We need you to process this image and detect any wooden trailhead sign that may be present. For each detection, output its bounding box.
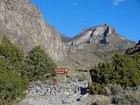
[54,68,68,84]
[54,68,68,74]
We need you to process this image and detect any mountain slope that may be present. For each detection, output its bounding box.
[60,33,71,43]
[62,24,135,70]
[125,40,140,55]
[0,0,66,61]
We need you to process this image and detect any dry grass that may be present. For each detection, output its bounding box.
[111,86,140,105]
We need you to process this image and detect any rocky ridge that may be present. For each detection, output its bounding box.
[125,40,140,55]
[60,24,135,70]
[0,0,66,61]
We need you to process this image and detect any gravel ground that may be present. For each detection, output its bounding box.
[18,81,97,105]
[19,94,96,105]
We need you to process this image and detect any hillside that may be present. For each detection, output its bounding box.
[59,24,135,70]
[60,33,71,43]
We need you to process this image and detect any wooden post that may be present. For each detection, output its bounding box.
[56,74,58,85]
[64,74,67,83]
[2,97,5,105]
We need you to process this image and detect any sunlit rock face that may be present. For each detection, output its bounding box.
[0,0,66,61]
[64,24,135,69]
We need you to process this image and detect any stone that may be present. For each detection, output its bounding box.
[26,82,87,96]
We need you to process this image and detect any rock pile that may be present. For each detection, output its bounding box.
[18,82,97,105]
[27,82,87,96]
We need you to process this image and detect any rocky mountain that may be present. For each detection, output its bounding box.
[0,0,136,70]
[60,33,71,43]
[0,0,66,61]
[125,40,140,55]
[59,24,135,70]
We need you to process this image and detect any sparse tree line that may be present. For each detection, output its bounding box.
[0,35,56,104]
[90,52,140,95]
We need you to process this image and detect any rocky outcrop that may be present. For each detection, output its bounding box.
[67,24,114,46]
[125,40,140,55]
[62,24,135,70]
[67,24,134,52]
[0,0,66,61]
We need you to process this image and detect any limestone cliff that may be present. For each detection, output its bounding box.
[0,0,65,61]
[61,24,135,70]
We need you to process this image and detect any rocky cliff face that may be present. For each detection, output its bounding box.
[0,0,65,61]
[61,24,135,70]
[125,40,140,55]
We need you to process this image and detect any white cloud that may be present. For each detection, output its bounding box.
[113,0,125,6]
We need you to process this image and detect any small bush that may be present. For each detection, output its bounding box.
[92,95,110,105]
[111,86,140,105]
[95,99,110,105]
[103,84,123,96]
[90,83,103,94]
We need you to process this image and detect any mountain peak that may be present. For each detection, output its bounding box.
[66,24,116,46]
[63,24,135,70]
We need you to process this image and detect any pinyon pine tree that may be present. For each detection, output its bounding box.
[0,35,29,104]
[23,46,56,81]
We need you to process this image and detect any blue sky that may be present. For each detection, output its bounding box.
[31,0,140,42]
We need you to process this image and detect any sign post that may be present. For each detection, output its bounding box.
[54,68,68,84]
